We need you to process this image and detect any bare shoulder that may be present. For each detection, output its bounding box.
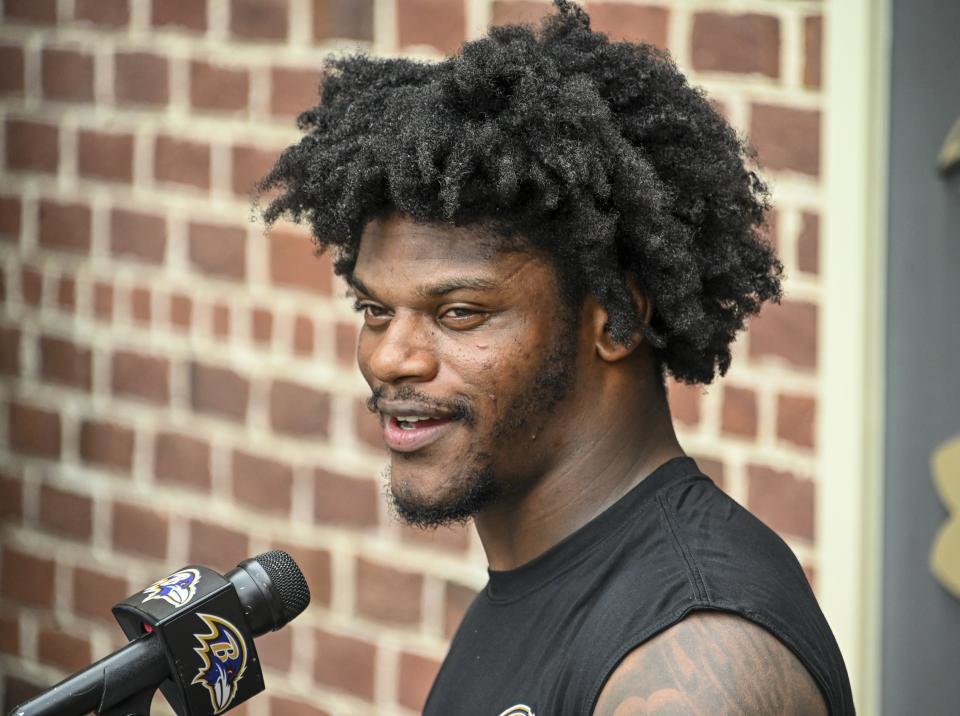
[593,611,828,716]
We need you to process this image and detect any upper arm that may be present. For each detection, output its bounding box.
[593,611,829,716]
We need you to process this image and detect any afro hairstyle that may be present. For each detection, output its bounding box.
[258,0,782,384]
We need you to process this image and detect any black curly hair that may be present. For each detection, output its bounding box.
[258,0,782,385]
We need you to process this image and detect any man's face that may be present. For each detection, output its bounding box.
[352,215,584,527]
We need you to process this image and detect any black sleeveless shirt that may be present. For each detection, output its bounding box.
[424,457,855,715]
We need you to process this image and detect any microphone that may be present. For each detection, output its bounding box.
[7,550,311,716]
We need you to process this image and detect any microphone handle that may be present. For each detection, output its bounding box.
[8,634,166,716]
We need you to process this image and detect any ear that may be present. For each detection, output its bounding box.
[592,278,653,363]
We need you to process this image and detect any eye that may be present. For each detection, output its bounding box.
[352,300,391,327]
[439,306,488,329]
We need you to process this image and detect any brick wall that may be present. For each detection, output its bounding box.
[0,1,825,714]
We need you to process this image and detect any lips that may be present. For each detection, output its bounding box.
[382,415,456,452]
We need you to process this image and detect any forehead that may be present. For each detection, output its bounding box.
[353,215,544,287]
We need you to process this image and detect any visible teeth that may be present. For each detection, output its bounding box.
[397,416,429,422]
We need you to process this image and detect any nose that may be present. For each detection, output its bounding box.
[365,311,440,385]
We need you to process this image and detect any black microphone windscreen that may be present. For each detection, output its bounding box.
[252,549,310,625]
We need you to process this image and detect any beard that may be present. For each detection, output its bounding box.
[381,316,580,529]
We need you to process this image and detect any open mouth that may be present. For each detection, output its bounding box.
[383,415,457,452]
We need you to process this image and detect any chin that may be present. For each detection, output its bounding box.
[385,460,497,528]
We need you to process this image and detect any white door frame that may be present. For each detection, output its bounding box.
[819,0,891,712]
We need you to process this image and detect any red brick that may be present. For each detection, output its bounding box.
[111,350,170,404]
[57,275,76,312]
[314,629,376,700]
[293,314,314,355]
[38,200,91,254]
[355,557,422,625]
[38,484,92,540]
[748,299,817,370]
[692,13,780,78]
[8,402,60,459]
[75,0,129,27]
[73,566,128,622]
[667,378,701,427]
[151,0,206,31]
[115,52,169,105]
[154,431,211,491]
[93,282,113,319]
[5,120,58,173]
[750,104,820,177]
[4,0,56,24]
[232,451,292,513]
[0,548,55,607]
[40,335,92,390]
[313,0,373,41]
[230,0,288,40]
[269,226,331,293]
[232,143,282,198]
[270,68,321,119]
[270,542,332,607]
[314,470,378,527]
[334,322,357,365]
[354,398,382,450]
[0,195,21,239]
[491,1,551,27]
[721,385,757,438]
[0,45,24,94]
[128,286,150,322]
[777,393,816,449]
[188,520,250,571]
[170,293,192,329]
[78,129,133,182]
[250,308,272,344]
[190,362,248,422]
[270,380,329,437]
[804,15,822,89]
[254,625,291,671]
[747,465,814,541]
[444,580,475,639]
[42,48,95,102]
[397,652,441,712]
[797,211,819,275]
[38,629,91,672]
[188,222,246,280]
[110,209,166,264]
[154,135,210,189]
[397,0,465,54]
[80,419,134,472]
[212,303,231,338]
[112,502,168,558]
[0,470,24,521]
[0,326,20,376]
[190,61,249,112]
[21,267,42,306]
[268,695,329,716]
[0,614,18,655]
[587,2,668,47]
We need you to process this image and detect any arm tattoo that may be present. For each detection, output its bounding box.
[593,611,828,715]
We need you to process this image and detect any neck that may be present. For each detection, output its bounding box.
[474,371,685,571]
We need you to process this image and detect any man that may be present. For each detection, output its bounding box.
[260,1,855,713]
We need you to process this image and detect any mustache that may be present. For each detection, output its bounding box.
[367,385,475,425]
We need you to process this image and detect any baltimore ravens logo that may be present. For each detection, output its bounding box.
[142,568,201,608]
[191,613,248,714]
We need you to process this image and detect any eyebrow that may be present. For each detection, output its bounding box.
[347,275,499,298]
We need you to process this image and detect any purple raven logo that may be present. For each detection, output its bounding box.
[142,568,201,608]
[191,613,248,714]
